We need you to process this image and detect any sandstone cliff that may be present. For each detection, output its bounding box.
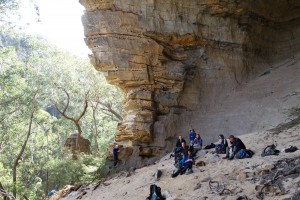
[79,0,300,169]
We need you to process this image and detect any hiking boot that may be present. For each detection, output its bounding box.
[222,156,229,159]
[185,169,193,175]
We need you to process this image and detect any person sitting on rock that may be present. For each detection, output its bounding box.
[172,149,195,177]
[215,134,228,154]
[171,135,187,159]
[175,135,186,148]
[193,134,203,151]
[223,135,246,160]
[174,141,189,169]
[189,129,197,146]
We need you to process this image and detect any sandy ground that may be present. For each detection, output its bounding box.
[61,125,300,200]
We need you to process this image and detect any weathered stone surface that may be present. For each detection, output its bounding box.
[80,0,300,169]
[64,133,91,154]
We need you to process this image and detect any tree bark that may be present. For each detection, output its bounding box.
[91,102,99,155]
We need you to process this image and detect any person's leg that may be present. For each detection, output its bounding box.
[223,147,230,159]
[113,154,118,166]
[180,165,188,175]
[172,168,182,177]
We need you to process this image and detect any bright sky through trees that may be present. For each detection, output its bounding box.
[19,0,90,56]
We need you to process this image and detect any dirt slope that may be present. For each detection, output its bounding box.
[62,124,300,200]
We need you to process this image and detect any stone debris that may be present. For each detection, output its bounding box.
[153,169,162,181]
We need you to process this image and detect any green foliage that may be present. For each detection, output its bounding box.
[46,153,105,187]
[0,26,122,198]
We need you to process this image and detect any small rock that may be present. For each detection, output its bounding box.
[194,182,201,190]
[195,150,207,158]
[201,176,212,182]
[256,164,274,175]
[162,190,174,200]
[196,160,206,167]
[103,182,111,186]
[237,171,248,182]
[209,154,220,163]
[261,164,274,171]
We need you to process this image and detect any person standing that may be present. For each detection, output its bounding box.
[113,144,120,166]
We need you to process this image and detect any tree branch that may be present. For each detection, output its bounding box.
[0,181,15,200]
[97,99,122,122]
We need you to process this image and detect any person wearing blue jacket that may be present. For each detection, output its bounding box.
[172,149,194,177]
[189,129,197,145]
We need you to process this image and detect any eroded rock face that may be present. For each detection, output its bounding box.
[80,0,300,169]
[64,133,91,154]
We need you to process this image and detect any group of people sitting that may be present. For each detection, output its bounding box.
[171,131,249,178]
[171,129,203,178]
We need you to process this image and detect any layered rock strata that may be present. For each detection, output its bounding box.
[80,0,300,169]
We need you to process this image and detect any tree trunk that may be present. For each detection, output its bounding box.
[92,104,99,155]
[75,121,82,151]
[12,90,38,198]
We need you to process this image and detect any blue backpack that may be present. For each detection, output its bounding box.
[236,149,247,159]
[215,144,226,154]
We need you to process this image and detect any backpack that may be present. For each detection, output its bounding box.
[245,149,255,158]
[235,149,247,159]
[215,144,226,154]
[204,143,216,150]
[261,144,280,157]
[284,146,298,153]
[146,184,165,200]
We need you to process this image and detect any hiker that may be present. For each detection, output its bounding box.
[189,129,197,145]
[172,149,195,177]
[219,134,228,147]
[175,135,186,148]
[47,187,58,197]
[215,134,228,154]
[193,134,203,151]
[180,141,189,157]
[113,144,120,166]
[173,141,190,169]
[223,135,246,160]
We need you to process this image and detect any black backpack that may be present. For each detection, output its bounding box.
[204,143,216,150]
[146,184,165,200]
[261,144,280,157]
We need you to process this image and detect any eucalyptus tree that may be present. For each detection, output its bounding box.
[0,26,123,198]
